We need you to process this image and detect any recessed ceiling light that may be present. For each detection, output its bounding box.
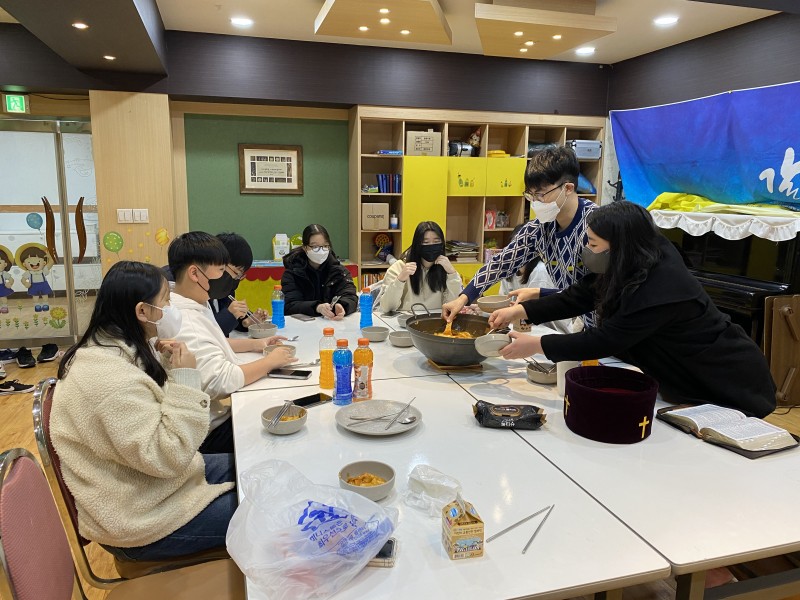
[653,15,679,27]
[520,48,528,53]
[72,22,89,30]
[380,18,390,24]
[103,55,116,61]
[379,8,390,14]
[359,26,369,31]
[514,31,523,37]
[230,17,253,28]
[400,29,410,35]
[525,41,534,46]
[552,34,562,40]
[575,46,595,56]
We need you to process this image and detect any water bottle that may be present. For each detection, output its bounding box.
[319,327,336,389]
[353,338,373,401]
[271,285,285,329]
[359,287,373,329]
[332,339,353,405]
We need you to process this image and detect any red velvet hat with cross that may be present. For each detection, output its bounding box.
[563,366,658,444]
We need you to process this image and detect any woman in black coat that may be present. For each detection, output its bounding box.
[281,224,357,320]
[489,201,776,418]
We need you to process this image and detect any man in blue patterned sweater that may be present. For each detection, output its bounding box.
[442,145,598,328]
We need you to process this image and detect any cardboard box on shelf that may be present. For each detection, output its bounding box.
[442,495,484,560]
[272,234,290,260]
[362,203,390,230]
[407,130,442,156]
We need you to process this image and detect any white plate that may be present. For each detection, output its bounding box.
[335,399,422,436]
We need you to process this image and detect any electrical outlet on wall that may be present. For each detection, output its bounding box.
[133,209,150,223]
[117,209,133,223]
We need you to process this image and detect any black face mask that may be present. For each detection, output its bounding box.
[420,243,443,263]
[198,268,234,300]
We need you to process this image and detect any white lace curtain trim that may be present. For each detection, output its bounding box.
[651,210,800,242]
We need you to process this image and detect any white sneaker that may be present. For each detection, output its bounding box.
[0,363,6,379]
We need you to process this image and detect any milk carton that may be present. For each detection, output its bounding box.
[272,234,290,260]
[441,494,484,560]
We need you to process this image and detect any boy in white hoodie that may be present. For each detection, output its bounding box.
[169,232,295,452]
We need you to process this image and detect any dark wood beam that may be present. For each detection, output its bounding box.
[689,0,800,15]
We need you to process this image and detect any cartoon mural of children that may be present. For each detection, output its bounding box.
[0,245,14,314]
[16,243,53,312]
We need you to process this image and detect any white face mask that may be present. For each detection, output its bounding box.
[306,248,330,265]
[145,303,183,339]
[532,186,566,223]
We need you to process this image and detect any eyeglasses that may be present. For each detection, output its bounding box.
[307,245,331,253]
[225,265,246,280]
[523,183,564,203]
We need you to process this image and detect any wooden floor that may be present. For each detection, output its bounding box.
[2,349,800,600]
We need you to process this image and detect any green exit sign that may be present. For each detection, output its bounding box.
[3,94,29,114]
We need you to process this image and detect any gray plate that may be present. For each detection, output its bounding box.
[335,399,423,436]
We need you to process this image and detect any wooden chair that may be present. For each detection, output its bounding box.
[0,447,244,600]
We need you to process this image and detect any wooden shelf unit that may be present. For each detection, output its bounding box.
[349,106,605,288]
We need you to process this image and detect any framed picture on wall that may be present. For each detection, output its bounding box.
[238,144,304,195]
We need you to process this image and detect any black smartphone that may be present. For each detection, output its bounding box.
[291,392,332,408]
[291,314,315,322]
[368,538,396,568]
[268,369,312,380]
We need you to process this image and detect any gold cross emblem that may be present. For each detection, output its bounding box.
[564,395,570,416]
[639,416,650,439]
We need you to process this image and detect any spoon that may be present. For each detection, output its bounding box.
[286,336,299,342]
[349,415,417,426]
[293,358,321,368]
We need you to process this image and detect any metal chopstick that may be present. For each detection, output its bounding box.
[269,400,293,428]
[521,505,554,554]
[228,295,262,324]
[384,397,416,430]
[486,505,552,543]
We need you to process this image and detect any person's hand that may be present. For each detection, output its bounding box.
[265,335,287,346]
[227,299,249,320]
[332,303,346,320]
[242,308,268,328]
[442,295,468,322]
[316,303,335,319]
[264,346,297,370]
[498,331,543,360]
[488,304,525,329]
[397,261,417,282]
[157,340,197,369]
[508,288,540,304]
[435,255,457,274]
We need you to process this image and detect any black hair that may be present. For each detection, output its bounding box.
[58,261,169,386]
[503,224,541,285]
[402,221,448,295]
[168,231,229,281]
[586,202,662,320]
[0,248,12,271]
[524,145,579,191]
[20,246,48,264]
[217,232,253,271]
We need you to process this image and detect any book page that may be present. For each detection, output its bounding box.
[666,404,746,431]
[702,418,797,452]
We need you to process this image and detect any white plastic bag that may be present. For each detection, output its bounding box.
[402,464,461,517]
[227,460,397,600]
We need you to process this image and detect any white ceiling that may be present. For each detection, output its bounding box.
[1,1,776,64]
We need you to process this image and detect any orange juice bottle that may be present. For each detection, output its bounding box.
[353,337,373,401]
[319,327,336,389]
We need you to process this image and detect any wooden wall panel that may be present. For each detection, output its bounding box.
[89,91,175,273]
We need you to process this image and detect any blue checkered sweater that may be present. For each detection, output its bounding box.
[463,197,597,328]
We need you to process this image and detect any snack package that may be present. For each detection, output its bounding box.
[472,400,546,430]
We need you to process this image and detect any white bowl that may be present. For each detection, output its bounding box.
[474,332,511,357]
[261,406,307,435]
[397,314,411,329]
[249,322,278,339]
[263,344,297,357]
[338,460,395,502]
[527,363,557,384]
[476,295,511,313]
[362,326,390,342]
[388,331,413,347]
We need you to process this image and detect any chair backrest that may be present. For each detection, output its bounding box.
[33,378,122,589]
[0,448,79,600]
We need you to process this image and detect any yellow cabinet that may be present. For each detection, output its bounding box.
[447,157,486,196]
[453,263,500,296]
[485,158,526,196]
[402,156,448,249]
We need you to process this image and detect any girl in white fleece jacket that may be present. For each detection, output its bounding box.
[51,261,236,561]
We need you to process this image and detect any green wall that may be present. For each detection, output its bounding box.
[184,114,349,259]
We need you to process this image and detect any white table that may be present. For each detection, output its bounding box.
[231,376,670,600]
[451,363,800,599]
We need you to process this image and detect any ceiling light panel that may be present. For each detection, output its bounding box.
[315,0,451,45]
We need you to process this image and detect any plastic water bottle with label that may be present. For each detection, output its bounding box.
[319,327,336,389]
[353,337,373,401]
[271,285,285,329]
[332,339,353,405]
[359,287,373,329]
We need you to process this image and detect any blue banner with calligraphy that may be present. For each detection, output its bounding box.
[610,81,800,208]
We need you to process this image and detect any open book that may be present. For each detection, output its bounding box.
[657,404,799,458]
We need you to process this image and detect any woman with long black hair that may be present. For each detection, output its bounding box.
[377,221,462,313]
[489,202,776,417]
[51,261,236,561]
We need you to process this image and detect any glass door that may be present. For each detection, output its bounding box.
[0,118,98,346]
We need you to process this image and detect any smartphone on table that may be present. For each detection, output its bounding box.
[291,314,315,322]
[291,392,332,408]
[368,538,397,568]
[268,369,312,380]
